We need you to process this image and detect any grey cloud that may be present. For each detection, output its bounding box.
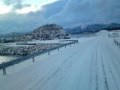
[41,0,68,18]
[13,3,31,9]
[2,0,18,5]
[2,0,31,9]
[46,0,120,27]
[0,0,120,34]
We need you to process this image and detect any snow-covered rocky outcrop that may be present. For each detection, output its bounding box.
[0,44,56,55]
[15,24,65,41]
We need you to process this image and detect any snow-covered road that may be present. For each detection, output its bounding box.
[0,30,120,90]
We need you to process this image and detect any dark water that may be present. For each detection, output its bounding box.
[0,55,19,64]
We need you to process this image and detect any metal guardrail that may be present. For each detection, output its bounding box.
[0,40,78,75]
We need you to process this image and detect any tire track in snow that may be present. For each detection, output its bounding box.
[105,43,120,77]
[109,58,120,76]
[89,47,98,90]
[30,39,97,90]
[101,56,109,90]
[96,33,110,90]
[93,40,100,90]
[55,38,99,90]
[89,51,94,90]
[29,48,81,90]
[98,34,120,90]
[95,50,99,90]
[86,37,101,90]
[106,60,119,90]
[103,46,120,90]
[87,38,99,90]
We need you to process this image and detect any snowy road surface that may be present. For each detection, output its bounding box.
[0,30,120,90]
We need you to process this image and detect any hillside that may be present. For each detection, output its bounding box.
[33,24,65,40]
[14,24,65,41]
[66,23,120,34]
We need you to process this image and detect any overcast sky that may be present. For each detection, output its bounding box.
[0,0,120,34]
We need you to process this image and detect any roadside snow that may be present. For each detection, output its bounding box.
[28,39,66,44]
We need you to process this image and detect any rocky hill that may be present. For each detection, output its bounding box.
[15,24,65,41]
[33,24,65,40]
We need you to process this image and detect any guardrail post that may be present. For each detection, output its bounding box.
[58,48,59,51]
[2,62,6,75]
[114,39,115,45]
[114,39,120,48]
[74,42,75,45]
[65,45,66,48]
[77,41,78,44]
[32,56,35,62]
[48,51,50,55]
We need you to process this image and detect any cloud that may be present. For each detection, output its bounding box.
[41,0,68,18]
[2,0,18,5]
[45,0,120,27]
[0,0,120,34]
[2,0,31,9]
[0,0,67,34]
[13,4,31,10]
[0,12,44,34]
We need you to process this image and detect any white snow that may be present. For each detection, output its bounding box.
[0,56,18,64]
[0,39,72,47]
[0,30,120,90]
[28,39,69,44]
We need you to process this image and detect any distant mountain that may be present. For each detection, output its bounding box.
[66,23,120,34]
[65,26,83,34]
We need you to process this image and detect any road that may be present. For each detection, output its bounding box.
[0,30,120,90]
